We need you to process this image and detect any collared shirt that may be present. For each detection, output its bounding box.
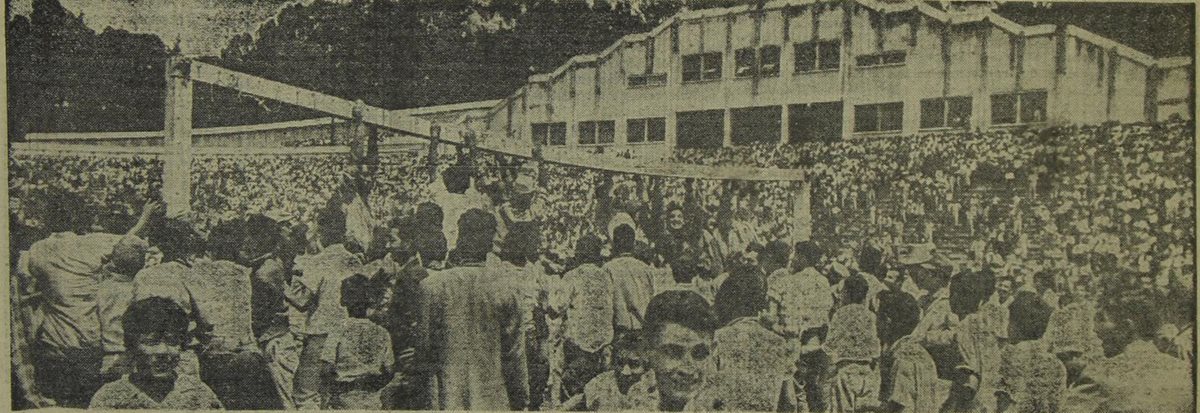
[884,335,947,413]
[185,259,256,352]
[24,232,124,355]
[320,317,394,383]
[766,267,833,337]
[604,255,661,332]
[561,263,616,353]
[419,261,528,411]
[288,244,363,336]
[913,288,957,347]
[87,374,223,410]
[709,317,795,412]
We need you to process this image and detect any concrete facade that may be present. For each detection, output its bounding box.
[471,0,1193,160]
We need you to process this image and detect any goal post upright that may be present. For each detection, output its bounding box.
[163,53,194,218]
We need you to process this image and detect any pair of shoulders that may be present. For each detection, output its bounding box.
[91,375,222,410]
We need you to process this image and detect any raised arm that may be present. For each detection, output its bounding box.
[125,200,162,237]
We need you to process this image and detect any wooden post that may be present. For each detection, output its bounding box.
[792,180,812,244]
[163,54,193,218]
[427,125,441,183]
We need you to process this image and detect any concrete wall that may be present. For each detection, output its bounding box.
[475,0,1191,159]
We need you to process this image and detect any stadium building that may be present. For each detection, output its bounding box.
[460,0,1193,160]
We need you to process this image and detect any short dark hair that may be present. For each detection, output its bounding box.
[151,218,205,263]
[442,166,472,194]
[793,241,824,270]
[499,221,541,266]
[644,290,718,343]
[1008,291,1053,342]
[876,290,921,346]
[317,204,347,247]
[842,274,869,305]
[341,273,382,316]
[454,209,496,262]
[950,270,993,317]
[714,264,767,325]
[612,224,636,256]
[123,297,190,351]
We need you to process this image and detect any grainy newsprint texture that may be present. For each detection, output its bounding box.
[5,0,1196,411]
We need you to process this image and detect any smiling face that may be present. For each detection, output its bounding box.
[646,322,712,409]
[131,331,183,382]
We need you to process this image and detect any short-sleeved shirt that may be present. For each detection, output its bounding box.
[88,374,223,410]
[604,255,660,331]
[886,336,946,413]
[561,263,615,353]
[25,232,124,355]
[767,267,833,337]
[185,259,256,352]
[291,244,363,336]
[320,318,394,383]
[710,318,795,412]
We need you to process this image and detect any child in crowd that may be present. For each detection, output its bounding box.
[320,274,395,409]
[88,297,223,410]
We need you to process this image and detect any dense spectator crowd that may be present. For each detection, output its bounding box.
[7,121,1195,411]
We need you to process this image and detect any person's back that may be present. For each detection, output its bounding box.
[1080,340,1191,413]
[186,259,255,351]
[26,231,124,355]
[561,262,616,356]
[291,243,362,336]
[323,275,395,411]
[708,318,795,412]
[605,226,659,332]
[420,263,526,410]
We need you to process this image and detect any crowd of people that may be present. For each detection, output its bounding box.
[7,120,1195,411]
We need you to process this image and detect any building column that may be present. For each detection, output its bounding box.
[723,108,733,147]
[163,54,193,218]
[780,104,791,146]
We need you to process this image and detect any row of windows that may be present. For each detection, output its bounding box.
[533,118,666,146]
[533,91,1047,146]
[638,40,908,85]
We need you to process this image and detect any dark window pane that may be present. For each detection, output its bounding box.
[677,109,725,148]
[819,41,841,70]
[628,74,647,87]
[683,54,702,82]
[735,48,756,78]
[550,123,567,146]
[947,97,972,128]
[795,43,816,72]
[1020,91,1047,123]
[648,118,666,142]
[760,45,781,77]
[647,73,668,86]
[991,94,1018,124]
[855,104,879,132]
[703,52,723,80]
[732,106,782,146]
[579,121,596,145]
[883,51,907,65]
[921,98,945,129]
[598,121,615,144]
[880,102,903,131]
[627,118,646,143]
[856,54,880,67]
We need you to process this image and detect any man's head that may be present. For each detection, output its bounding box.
[842,273,869,306]
[995,276,1014,303]
[442,165,472,195]
[713,264,767,325]
[1008,291,1052,342]
[642,290,717,410]
[386,217,418,264]
[123,297,189,382]
[950,270,994,318]
[666,206,686,232]
[570,233,605,267]
[876,289,921,347]
[499,221,541,266]
[792,240,824,271]
[341,273,384,318]
[612,224,636,256]
[239,214,282,265]
[108,235,149,278]
[611,333,647,394]
[150,218,205,264]
[454,209,496,263]
[317,203,347,248]
[756,240,791,275]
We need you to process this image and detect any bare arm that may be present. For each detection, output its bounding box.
[125,200,162,237]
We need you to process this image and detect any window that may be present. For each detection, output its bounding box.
[856,50,907,68]
[683,52,722,82]
[789,102,843,144]
[991,91,1048,125]
[795,40,841,72]
[579,120,615,145]
[732,106,782,145]
[920,97,973,129]
[532,122,567,146]
[676,109,725,148]
[627,117,666,143]
[628,73,668,88]
[854,102,903,133]
[735,45,781,78]
[734,45,782,78]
